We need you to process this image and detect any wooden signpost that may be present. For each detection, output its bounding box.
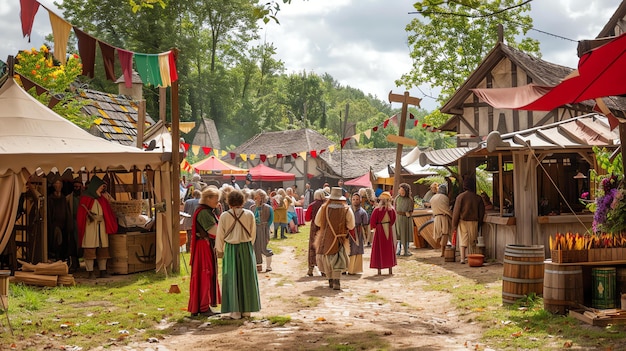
[388,91,421,195]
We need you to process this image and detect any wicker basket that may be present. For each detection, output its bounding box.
[110,200,143,217]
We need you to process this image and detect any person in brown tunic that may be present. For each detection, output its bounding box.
[314,187,355,290]
[451,176,485,264]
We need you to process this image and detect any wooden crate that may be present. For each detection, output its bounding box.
[551,249,588,263]
[588,248,626,262]
[109,232,156,274]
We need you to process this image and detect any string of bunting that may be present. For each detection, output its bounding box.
[180,112,450,163]
[19,0,178,88]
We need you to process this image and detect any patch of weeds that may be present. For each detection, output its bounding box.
[296,296,320,308]
[361,293,388,304]
[323,332,389,351]
[267,315,291,326]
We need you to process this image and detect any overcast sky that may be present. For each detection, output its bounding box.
[0,0,621,111]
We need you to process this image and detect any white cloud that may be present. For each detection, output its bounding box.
[0,0,621,111]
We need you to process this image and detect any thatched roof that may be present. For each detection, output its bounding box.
[80,88,156,146]
[229,129,334,160]
[319,148,411,179]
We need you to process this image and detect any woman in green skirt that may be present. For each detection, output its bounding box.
[215,189,260,319]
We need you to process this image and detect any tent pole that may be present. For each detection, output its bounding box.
[170,49,181,274]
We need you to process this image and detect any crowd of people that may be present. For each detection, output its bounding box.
[179,173,486,320]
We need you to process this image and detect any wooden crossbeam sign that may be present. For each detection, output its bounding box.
[388,91,421,195]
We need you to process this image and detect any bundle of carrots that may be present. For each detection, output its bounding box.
[550,232,626,250]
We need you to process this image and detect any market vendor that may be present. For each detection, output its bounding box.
[77,175,118,279]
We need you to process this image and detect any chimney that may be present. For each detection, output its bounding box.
[115,71,144,100]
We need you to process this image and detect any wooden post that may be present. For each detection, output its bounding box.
[170,49,181,274]
[388,91,421,195]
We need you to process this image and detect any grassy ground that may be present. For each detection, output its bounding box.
[1,224,626,350]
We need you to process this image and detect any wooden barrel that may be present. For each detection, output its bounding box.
[543,263,583,314]
[444,246,455,262]
[592,267,616,309]
[502,244,545,305]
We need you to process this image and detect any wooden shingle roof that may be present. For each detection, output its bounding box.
[319,148,410,179]
[229,129,334,159]
[184,117,221,149]
[80,89,156,145]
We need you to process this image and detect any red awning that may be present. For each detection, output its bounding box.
[191,156,248,175]
[229,163,295,182]
[472,33,626,129]
[344,172,372,188]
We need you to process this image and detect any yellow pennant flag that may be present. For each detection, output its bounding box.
[352,134,361,143]
[249,154,256,160]
[240,154,248,162]
[299,151,307,161]
[363,129,372,139]
[329,145,335,153]
[213,149,220,157]
[220,150,227,157]
[191,145,200,156]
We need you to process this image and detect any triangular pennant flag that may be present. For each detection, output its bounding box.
[240,154,248,162]
[220,150,227,157]
[213,149,220,157]
[373,126,378,132]
[277,154,283,159]
[191,145,200,156]
[409,113,415,119]
[291,153,298,159]
[340,138,350,148]
[310,150,318,158]
[202,146,212,155]
[299,151,307,161]
[352,134,361,143]
[389,114,398,126]
[182,143,190,151]
[414,120,419,127]
[319,149,326,155]
[260,154,267,162]
[20,0,40,41]
[328,145,335,153]
[363,129,372,139]
[249,154,256,160]
[229,152,236,159]
[383,119,390,128]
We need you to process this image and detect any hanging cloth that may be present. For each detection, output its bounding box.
[135,53,162,87]
[48,11,72,65]
[20,0,40,41]
[117,49,134,88]
[158,51,171,87]
[98,41,116,81]
[73,27,97,78]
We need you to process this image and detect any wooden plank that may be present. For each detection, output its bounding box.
[569,309,626,326]
[386,134,417,146]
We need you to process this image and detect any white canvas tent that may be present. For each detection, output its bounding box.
[373,147,438,180]
[0,78,173,271]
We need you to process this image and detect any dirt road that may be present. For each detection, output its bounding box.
[116,243,503,351]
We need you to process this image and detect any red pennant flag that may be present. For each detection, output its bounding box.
[373,126,378,132]
[310,150,318,158]
[291,153,298,159]
[422,123,428,128]
[340,138,350,148]
[409,113,415,119]
[229,152,236,159]
[277,154,283,159]
[383,119,390,128]
[202,147,212,155]
[182,143,190,151]
[260,154,267,162]
[414,120,419,127]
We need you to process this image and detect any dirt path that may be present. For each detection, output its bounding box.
[115,243,503,351]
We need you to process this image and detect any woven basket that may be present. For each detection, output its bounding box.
[110,200,143,217]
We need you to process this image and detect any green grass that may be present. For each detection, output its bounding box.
[267,315,291,326]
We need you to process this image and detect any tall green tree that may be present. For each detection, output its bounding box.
[399,0,540,106]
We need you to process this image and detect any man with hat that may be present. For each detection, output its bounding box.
[314,187,355,290]
[451,176,485,264]
[77,175,118,279]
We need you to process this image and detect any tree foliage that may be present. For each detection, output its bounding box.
[14,45,93,129]
[399,0,540,106]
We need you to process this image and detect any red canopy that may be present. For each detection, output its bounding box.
[191,156,248,175]
[472,33,626,129]
[230,163,295,181]
[344,172,372,188]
